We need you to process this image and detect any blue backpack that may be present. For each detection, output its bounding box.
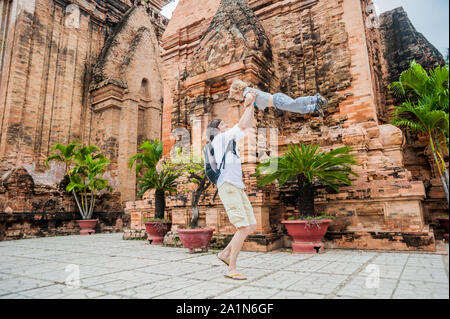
[203,139,237,185]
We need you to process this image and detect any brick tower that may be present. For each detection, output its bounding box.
[147,0,446,251]
[0,0,170,218]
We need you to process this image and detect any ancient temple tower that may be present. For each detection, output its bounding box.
[155,0,446,251]
[0,0,169,214]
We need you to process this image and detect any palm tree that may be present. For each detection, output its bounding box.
[128,140,163,174]
[391,99,449,203]
[129,139,179,220]
[45,141,81,173]
[45,141,84,215]
[255,144,359,219]
[136,167,179,219]
[45,142,112,220]
[66,147,113,219]
[389,61,449,204]
[388,60,449,112]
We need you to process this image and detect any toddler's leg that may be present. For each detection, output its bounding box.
[273,93,317,114]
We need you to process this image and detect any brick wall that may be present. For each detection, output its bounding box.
[155,0,442,251]
[0,0,166,239]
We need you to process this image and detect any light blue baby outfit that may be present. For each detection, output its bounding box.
[243,87,318,114]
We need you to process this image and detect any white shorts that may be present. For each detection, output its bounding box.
[218,182,256,228]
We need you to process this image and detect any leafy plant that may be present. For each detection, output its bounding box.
[255,143,359,220]
[45,141,81,173]
[305,214,335,221]
[165,149,211,229]
[128,140,163,174]
[287,214,335,229]
[46,143,112,220]
[389,60,449,112]
[136,166,179,219]
[129,139,180,220]
[66,146,112,219]
[389,61,449,204]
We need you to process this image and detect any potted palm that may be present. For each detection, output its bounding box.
[46,143,112,235]
[129,140,180,244]
[45,140,81,199]
[389,61,449,204]
[67,145,113,234]
[167,152,215,253]
[255,143,359,253]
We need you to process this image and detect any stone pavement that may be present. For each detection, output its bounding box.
[0,233,448,299]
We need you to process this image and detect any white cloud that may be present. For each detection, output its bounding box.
[161,0,180,19]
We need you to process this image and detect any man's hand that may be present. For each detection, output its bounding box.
[239,92,256,131]
[244,91,257,108]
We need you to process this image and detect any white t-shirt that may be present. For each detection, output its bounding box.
[211,124,248,189]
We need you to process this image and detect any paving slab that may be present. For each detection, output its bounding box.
[0,233,448,299]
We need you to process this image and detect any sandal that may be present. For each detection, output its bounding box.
[224,273,247,280]
[217,254,230,266]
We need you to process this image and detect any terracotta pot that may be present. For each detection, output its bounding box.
[144,221,172,245]
[76,219,98,235]
[437,218,449,241]
[282,220,332,254]
[178,227,215,253]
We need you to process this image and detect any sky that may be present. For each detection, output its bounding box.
[373,0,449,56]
[161,0,449,56]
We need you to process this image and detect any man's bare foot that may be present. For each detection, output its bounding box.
[225,269,247,280]
[217,251,230,266]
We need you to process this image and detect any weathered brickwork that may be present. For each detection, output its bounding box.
[128,0,448,252]
[379,7,447,228]
[379,7,445,86]
[0,166,128,241]
[1,1,447,250]
[0,211,129,241]
[0,0,168,239]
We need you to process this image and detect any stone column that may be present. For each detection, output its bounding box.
[118,91,139,205]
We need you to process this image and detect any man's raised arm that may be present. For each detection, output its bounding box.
[238,91,257,131]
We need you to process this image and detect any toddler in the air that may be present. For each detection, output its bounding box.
[228,79,327,117]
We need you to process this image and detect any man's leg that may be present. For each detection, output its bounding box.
[219,188,257,265]
[226,224,257,275]
[219,223,256,264]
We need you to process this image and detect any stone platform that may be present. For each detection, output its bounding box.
[0,233,448,299]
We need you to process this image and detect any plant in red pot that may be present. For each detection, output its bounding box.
[167,152,214,253]
[142,217,172,245]
[129,140,179,245]
[282,215,335,253]
[255,143,359,254]
[46,142,113,235]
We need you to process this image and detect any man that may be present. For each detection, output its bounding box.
[206,91,257,280]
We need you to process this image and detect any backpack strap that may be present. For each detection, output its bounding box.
[218,139,235,171]
[213,188,219,201]
[211,139,237,201]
